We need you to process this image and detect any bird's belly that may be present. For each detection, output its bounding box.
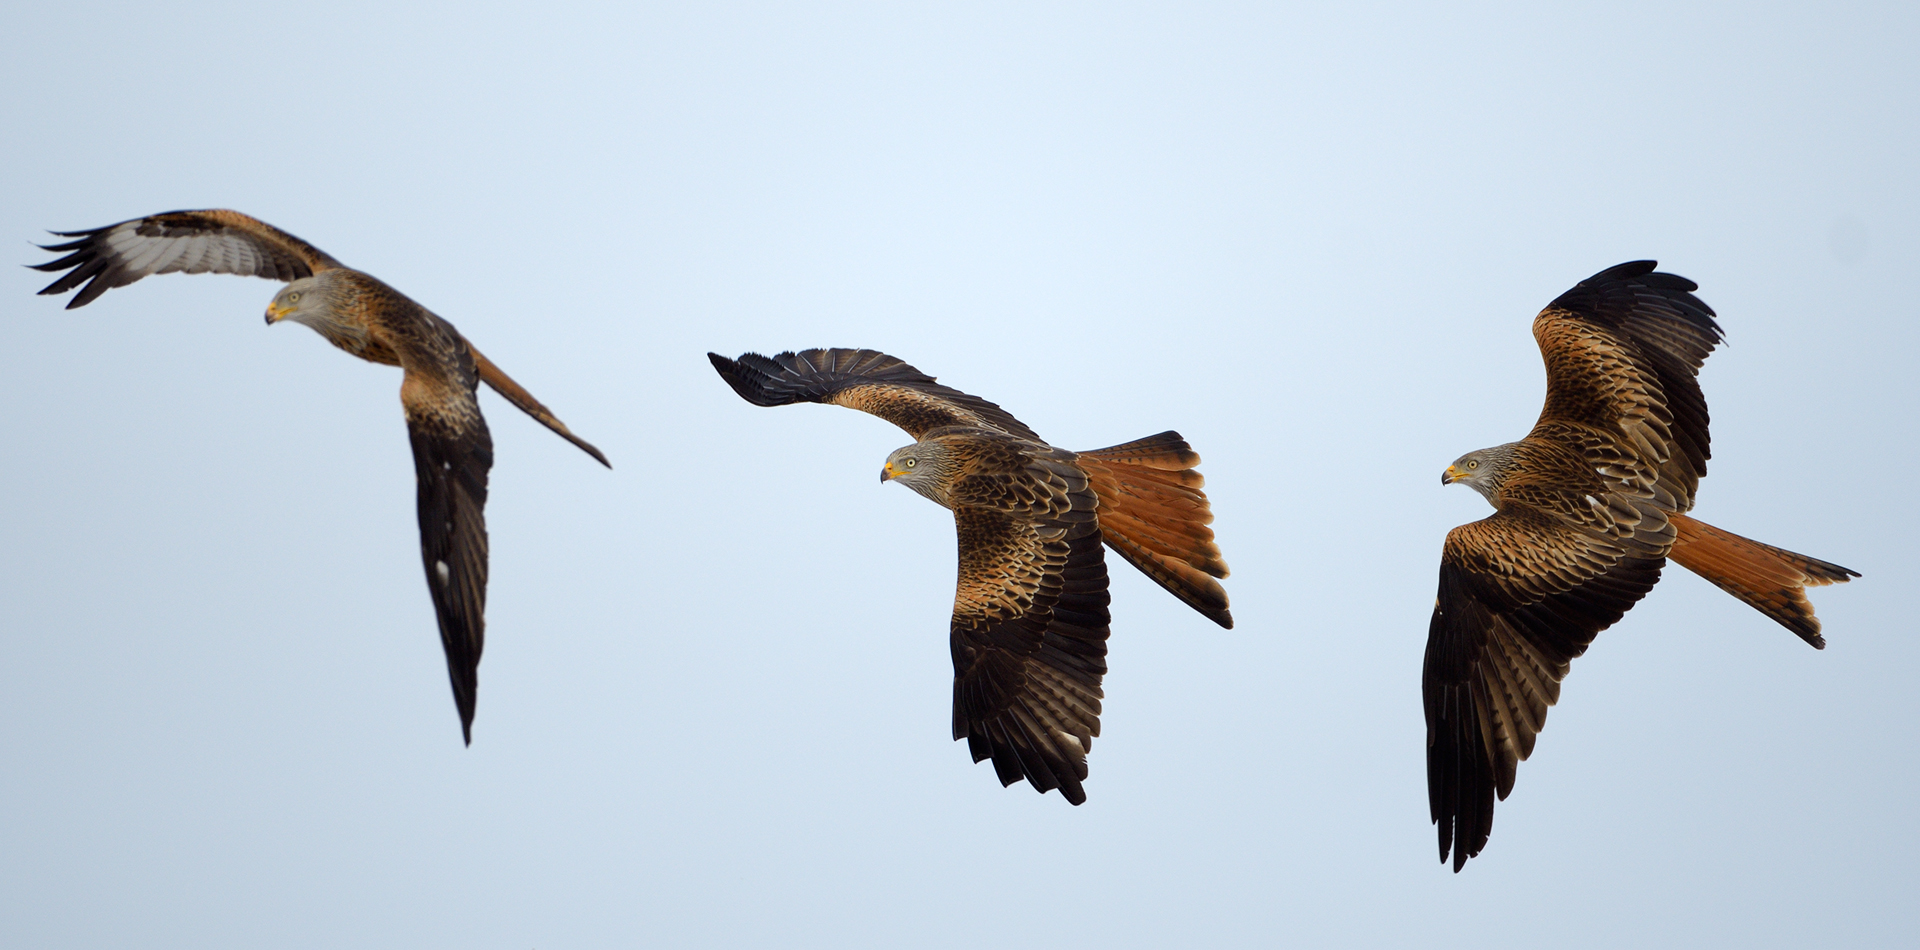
[326,332,401,367]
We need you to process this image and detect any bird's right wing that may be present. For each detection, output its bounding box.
[708,348,1042,441]
[32,209,343,309]
[949,505,1111,805]
[401,363,494,745]
[1424,507,1664,871]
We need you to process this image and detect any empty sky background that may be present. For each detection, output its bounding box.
[2,2,1915,947]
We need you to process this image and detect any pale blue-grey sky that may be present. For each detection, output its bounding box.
[2,2,1915,947]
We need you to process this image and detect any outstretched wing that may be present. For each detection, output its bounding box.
[401,357,494,744]
[32,209,344,309]
[1531,260,1725,512]
[951,506,1111,805]
[708,348,1042,441]
[1424,508,1664,871]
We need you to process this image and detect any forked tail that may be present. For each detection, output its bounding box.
[1076,432,1232,628]
[1667,512,1858,648]
[467,342,612,468]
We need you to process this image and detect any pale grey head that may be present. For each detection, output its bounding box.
[263,272,362,347]
[880,441,959,507]
[1441,442,1520,504]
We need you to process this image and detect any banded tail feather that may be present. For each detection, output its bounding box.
[1666,512,1858,648]
[1078,432,1232,628]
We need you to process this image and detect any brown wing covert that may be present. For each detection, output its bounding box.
[950,509,1111,805]
[1534,261,1724,511]
[1425,510,1664,871]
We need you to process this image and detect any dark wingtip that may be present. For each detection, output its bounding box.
[456,687,476,746]
[707,350,791,407]
[707,351,748,395]
[569,436,612,469]
[706,351,751,380]
[1448,832,1471,872]
[1550,259,1722,339]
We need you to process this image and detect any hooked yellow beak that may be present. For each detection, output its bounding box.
[264,301,291,325]
[881,461,897,482]
[1442,465,1462,486]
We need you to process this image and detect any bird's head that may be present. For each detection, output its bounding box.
[265,277,316,326]
[1442,444,1515,503]
[264,274,351,334]
[881,441,956,506]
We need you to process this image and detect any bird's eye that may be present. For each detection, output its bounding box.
[287,292,301,303]
[904,458,916,468]
[1467,460,1479,470]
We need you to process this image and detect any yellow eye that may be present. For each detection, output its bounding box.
[288,292,301,303]
[903,458,916,468]
[1467,460,1478,470]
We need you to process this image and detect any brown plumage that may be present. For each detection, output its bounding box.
[709,348,1232,804]
[1428,260,1858,871]
[32,209,610,744]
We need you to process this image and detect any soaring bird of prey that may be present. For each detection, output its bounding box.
[1427,260,1858,871]
[32,209,610,743]
[709,348,1232,804]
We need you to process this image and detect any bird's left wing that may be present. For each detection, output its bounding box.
[708,348,1042,441]
[1424,508,1663,871]
[950,507,1111,805]
[947,450,1109,805]
[401,364,494,744]
[32,209,344,309]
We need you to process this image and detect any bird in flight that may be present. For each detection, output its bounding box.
[32,209,610,743]
[709,348,1232,804]
[1427,260,1857,871]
